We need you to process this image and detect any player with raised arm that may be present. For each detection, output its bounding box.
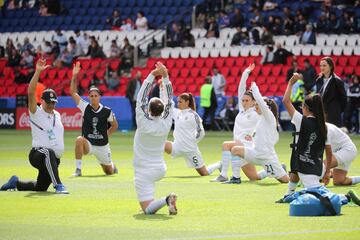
[133,62,177,215]
[70,62,118,176]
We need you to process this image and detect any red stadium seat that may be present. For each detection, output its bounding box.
[180,68,189,78]
[170,68,180,78]
[185,58,195,68]
[267,76,276,84]
[259,84,268,93]
[90,59,102,69]
[256,76,266,85]
[219,67,230,77]
[57,68,68,80]
[348,56,358,66]
[147,58,157,68]
[214,58,225,68]
[187,84,198,94]
[190,68,200,78]
[166,59,175,68]
[47,69,57,79]
[195,58,205,68]
[344,66,354,75]
[337,56,348,66]
[261,65,272,76]
[227,76,236,84]
[234,57,245,68]
[177,84,187,93]
[224,57,235,67]
[271,65,282,76]
[176,59,185,68]
[205,58,215,68]
[80,59,91,70]
[110,59,121,71]
[230,66,240,77]
[195,77,204,85]
[200,68,210,77]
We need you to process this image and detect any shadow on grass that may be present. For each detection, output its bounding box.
[24,192,56,197]
[251,181,280,186]
[70,174,113,178]
[133,213,172,221]
[165,176,202,179]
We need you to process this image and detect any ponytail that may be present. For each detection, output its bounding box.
[304,94,327,140]
[264,98,279,127]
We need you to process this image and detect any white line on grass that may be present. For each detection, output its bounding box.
[164,228,360,240]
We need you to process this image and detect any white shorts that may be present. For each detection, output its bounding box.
[244,147,287,179]
[298,164,326,188]
[171,142,204,169]
[86,139,112,166]
[134,166,166,202]
[333,145,357,171]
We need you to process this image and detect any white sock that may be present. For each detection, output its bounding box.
[351,176,360,185]
[220,151,231,177]
[145,198,167,214]
[76,160,82,169]
[231,155,242,178]
[206,162,221,175]
[340,194,349,204]
[258,170,267,180]
[287,181,298,195]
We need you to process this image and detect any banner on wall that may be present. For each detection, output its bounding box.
[16,108,83,130]
[0,109,16,129]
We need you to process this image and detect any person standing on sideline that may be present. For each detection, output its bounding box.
[200,76,217,130]
[230,81,289,184]
[126,71,142,128]
[133,62,177,215]
[316,57,347,127]
[281,73,332,196]
[0,59,68,194]
[70,62,118,177]
[211,64,261,183]
[164,92,222,176]
[211,67,226,97]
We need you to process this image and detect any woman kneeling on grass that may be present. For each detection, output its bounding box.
[230,81,289,183]
[164,92,222,176]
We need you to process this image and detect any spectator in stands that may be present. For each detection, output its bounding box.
[283,15,295,35]
[7,48,21,67]
[120,18,134,32]
[230,8,244,28]
[51,41,60,59]
[205,16,219,38]
[294,12,307,34]
[181,28,195,47]
[43,41,52,57]
[249,20,261,44]
[299,24,316,45]
[316,57,347,127]
[340,11,356,34]
[5,38,16,57]
[272,17,283,35]
[20,50,34,68]
[231,27,250,46]
[106,71,120,91]
[261,45,274,65]
[106,9,122,29]
[14,68,31,84]
[344,75,360,133]
[118,38,134,74]
[217,10,230,29]
[250,8,264,26]
[263,0,278,11]
[68,39,84,59]
[109,40,121,58]
[273,43,293,65]
[6,0,17,9]
[38,2,50,16]
[74,30,87,53]
[0,44,4,58]
[86,38,105,59]
[219,96,238,129]
[287,60,300,82]
[47,0,60,15]
[54,30,67,52]
[200,76,217,130]
[316,13,329,33]
[260,26,274,45]
[126,71,142,128]
[302,59,317,94]
[329,12,341,33]
[58,48,73,67]
[195,12,207,28]
[167,22,184,48]
[20,37,34,54]
[135,11,148,31]
[211,67,226,97]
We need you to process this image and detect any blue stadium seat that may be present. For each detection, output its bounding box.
[96,8,107,16]
[182,0,192,7]
[178,7,187,14]
[23,10,32,18]
[128,1,136,7]
[147,15,155,24]
[146,0,155,7]
[87,8,97,16]
[53,16,63,26]
[155,0,164,7]
[155,15,164,26]
[6,10,15,18]
[82,0,91,8]
[100,0,111,8]
[119,1,127,7]
[73,1,82,8]
[160,7,168,14]
[90,0,100,8]
[100,16,108,24]
[164,0,173,7]
[27,18,36,27]
[91,16,100,25]
[14,10,24,18]
[64,16,73,25]
[169,7,178,15]
[74,16,82,25]
[69,8,77,16]
[37,17,46,26]
[77,8,87,16]
[123,8,132,17]
[142,7,150,15]
[150,7,159,15]
[132,7,141,15]
[137,0,146,7]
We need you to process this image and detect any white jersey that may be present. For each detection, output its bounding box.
[173,108,205,152]
[250,83,278,158]
[133,74,173,168]
[233,69,259,144]
[29,106,64,158]
[326,123,356,152]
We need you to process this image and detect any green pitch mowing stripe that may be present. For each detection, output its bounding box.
[0,129,359,240]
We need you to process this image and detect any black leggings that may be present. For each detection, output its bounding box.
[16,148,62,191]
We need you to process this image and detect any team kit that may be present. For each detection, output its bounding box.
[1,59,360,216]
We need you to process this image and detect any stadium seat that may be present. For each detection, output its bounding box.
[205,58,215,68]
[180,69,190,78]
[190,49,200,58]
[185,58,195,68]
[190,68,200,78]
[225,57,235,67]
[200,68,210,77]
[194,58,205,68]
[262,65,272,76]
[176,59,185,68]
[215,58,225,69]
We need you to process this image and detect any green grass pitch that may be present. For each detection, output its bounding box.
[0,129,359,240]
